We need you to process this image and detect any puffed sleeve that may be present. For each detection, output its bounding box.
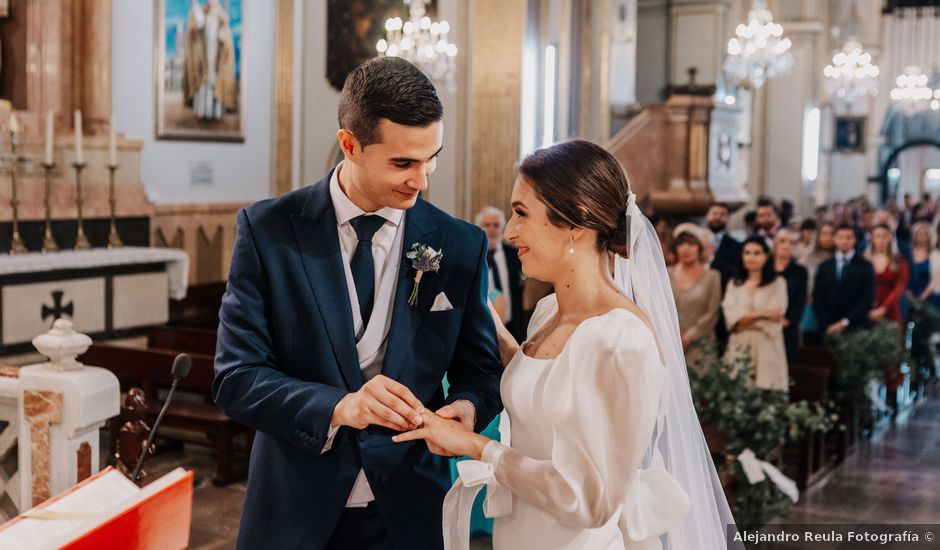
[526,293,558,339]
[480,312,665,529]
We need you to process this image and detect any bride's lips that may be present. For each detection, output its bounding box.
[517,247,529,258]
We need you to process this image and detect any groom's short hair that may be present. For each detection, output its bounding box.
[338,57,443,148]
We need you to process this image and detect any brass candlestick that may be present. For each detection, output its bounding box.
[107,163,122,249]
[41,162,59,253]
[72,162,91,250]
[5,117,28,255]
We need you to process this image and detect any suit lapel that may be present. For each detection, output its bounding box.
[289,176,364,391]
[382,200,440,382]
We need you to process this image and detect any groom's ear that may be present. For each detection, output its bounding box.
[337,129,361,159]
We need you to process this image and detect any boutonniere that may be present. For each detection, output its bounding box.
[406,243,443,307]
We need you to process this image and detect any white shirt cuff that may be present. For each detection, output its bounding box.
[321,424,341,454]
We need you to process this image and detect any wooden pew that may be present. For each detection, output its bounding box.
[80,343,250,485]
[786,360,834,489]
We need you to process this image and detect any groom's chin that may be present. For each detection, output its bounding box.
[391,191,421,209]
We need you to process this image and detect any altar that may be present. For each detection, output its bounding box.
[0,248,189,355]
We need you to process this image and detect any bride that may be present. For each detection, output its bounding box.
[393,140,737,549]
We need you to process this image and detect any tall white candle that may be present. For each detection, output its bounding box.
[74,110,84,165]
[109,115,117,166]
[45,111,55,165]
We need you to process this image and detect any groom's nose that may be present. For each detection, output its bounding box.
[408,168,429,191]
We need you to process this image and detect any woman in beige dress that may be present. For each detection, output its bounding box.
[723,236,789,391]
[668,224,721,365]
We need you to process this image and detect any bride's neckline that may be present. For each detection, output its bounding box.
[519,306,639,362]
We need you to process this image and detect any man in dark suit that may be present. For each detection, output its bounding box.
[812,223,876,343]
[213,57,502,550]
[476,206,526,342]
[706,203,741,350]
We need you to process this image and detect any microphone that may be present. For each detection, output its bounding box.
[131,353,192,483]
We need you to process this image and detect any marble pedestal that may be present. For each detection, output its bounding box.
[16,321,119,508]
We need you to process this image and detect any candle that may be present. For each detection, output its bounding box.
[45,110,54,165]
[74,110,83,165]
[109,115,117,166]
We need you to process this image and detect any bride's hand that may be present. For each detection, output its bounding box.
[392,410,490,460]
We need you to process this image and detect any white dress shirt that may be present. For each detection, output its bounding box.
[322,162,405,507]
[487,243,513,323]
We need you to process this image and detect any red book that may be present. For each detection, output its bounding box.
[0,467,193,550]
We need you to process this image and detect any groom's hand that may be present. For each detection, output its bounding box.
[331,375,425,432]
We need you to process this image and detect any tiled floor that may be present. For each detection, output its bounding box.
[162,391,940,549]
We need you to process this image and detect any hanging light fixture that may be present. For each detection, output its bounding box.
[377,0,458,91]
[722,0,794,89]
[824,39,880,106]
[886,5,940,115]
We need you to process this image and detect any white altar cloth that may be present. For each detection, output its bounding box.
[0,248,190,300]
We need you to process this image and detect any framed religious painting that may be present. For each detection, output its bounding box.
[326,0,436,92]
[834,116,865,153]
[154,0,246,141]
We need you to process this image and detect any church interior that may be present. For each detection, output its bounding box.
[0,0,939,548]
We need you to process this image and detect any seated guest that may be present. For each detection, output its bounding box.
[723,237,789,391]
[669,224,722,365]
[868,224,909,325]
[773,229,808,364]
[813,224,876,342]
[476,206,525,341]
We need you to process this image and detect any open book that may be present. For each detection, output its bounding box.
[0,467,193,550]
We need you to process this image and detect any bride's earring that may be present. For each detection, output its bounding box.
[567,235,575,255]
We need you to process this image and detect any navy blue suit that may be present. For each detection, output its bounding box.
[213,174,503,549]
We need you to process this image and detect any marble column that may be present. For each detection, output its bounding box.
[77,0,112,135]
[470,0,526,217]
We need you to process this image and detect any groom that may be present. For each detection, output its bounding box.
[213,57,503,550]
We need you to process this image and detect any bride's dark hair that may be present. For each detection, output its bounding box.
[518,140,632,256]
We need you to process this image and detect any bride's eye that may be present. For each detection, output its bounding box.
[514,208,526,218]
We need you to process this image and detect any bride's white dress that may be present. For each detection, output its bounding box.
[453,294,689,550]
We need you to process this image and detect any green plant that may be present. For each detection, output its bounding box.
[827,321,905,424]
[688,343,838,528]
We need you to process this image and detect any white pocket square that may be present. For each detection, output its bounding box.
[430,292,454,312]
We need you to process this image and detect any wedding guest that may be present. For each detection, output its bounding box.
[800,221,835,294]
[476,206,525,341]
[652,214,676,266]
[669,224,722,365]
[753,197,780,248]
[706,203,742,352]
[868,224,909,325]
[796,219,817,260]
[906,222,936,314]
[813,224,876,343]
[723,237,789,391]
[773,229,808,363]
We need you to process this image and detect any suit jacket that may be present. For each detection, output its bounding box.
[778,260,808,362]
[501,242,526,341]
[213,175,503,550]
[812,254,876,342]
[712,233,742,349]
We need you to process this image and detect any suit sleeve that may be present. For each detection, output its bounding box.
[786,267,807,329]
[213,209,348,454]
[445,230,504,431]
[846,262,876,329]
[813,263,830,329]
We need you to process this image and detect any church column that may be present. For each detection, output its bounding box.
[76,0,111,135]
[469,0,527,216]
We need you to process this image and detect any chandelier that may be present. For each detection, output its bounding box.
[823,39,880,107]
[722,0,794,89]
[377,0,458,91]
[885,6,940,115]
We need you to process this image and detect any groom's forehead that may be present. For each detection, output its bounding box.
[375,120,443,156]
